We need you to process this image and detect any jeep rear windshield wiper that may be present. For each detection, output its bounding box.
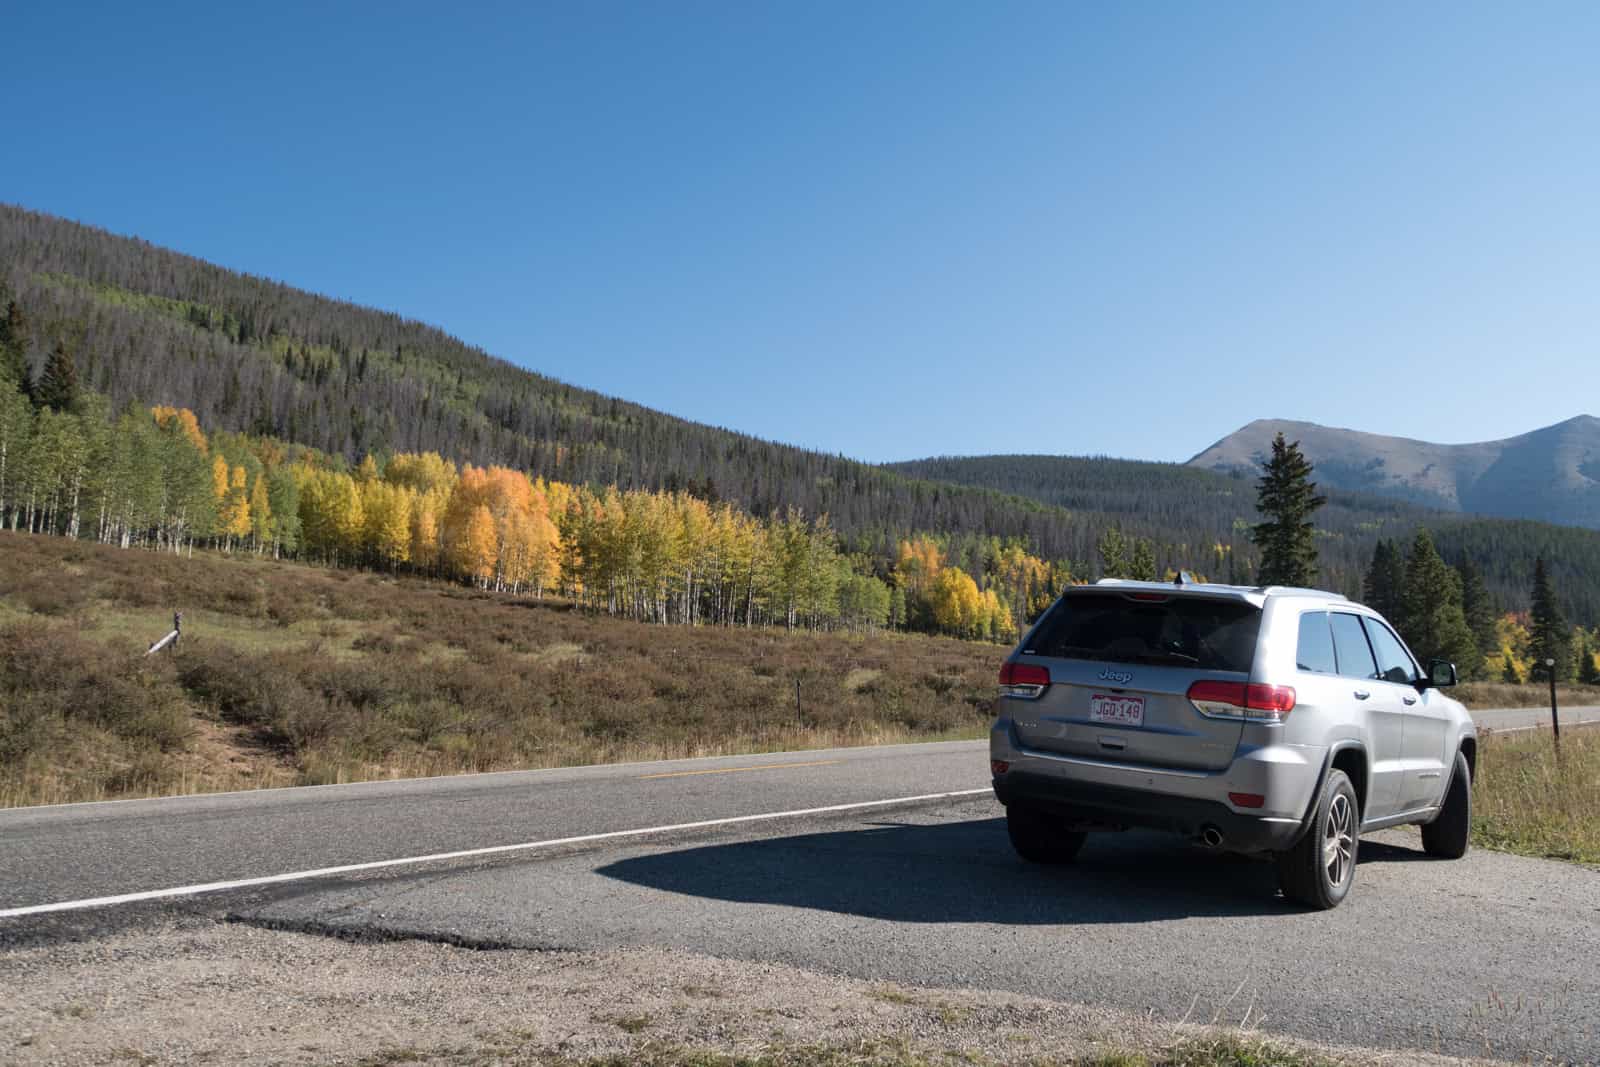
[1130,651,1200,666]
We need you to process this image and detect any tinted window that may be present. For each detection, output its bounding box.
[1026,593,1260,673]
[1296,612,1338,673]
[1329,612,1378,679]
[1363,618,1419,685]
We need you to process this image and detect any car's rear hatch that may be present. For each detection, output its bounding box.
[1007,588,1262,772]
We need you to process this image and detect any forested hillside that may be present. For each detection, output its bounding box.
[0,204,1080,566]
[887,454,1600,625]
[5,201,1600,627]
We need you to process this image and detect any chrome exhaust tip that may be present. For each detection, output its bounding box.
[1200,826,1225,848]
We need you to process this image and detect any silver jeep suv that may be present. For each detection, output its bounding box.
[989,579,1477,909]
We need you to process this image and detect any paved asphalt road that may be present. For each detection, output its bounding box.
[2,707,1597,1061]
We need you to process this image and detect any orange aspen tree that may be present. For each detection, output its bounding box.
[151,406,208,453]
[461,504,498,586]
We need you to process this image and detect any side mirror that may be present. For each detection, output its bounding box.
[1427,660,1458,689]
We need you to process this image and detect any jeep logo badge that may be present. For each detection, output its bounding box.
[1098,668,1133,685]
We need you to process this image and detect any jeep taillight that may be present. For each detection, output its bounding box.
[1186,680,1296,723]
[998,662,1050,700]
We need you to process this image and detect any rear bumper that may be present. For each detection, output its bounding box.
[992,771,1306,852]
[990,717,1324,853]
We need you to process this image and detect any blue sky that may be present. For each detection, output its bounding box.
[5,2,1598,463]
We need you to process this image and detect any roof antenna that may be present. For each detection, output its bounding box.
[1176,570,1194,586]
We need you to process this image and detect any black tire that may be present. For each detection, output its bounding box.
[1006,802,1087,864]
[1421,751,1471,859]
[1274,769,1359,910]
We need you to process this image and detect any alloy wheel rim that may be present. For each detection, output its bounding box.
[1323,792,1354,887]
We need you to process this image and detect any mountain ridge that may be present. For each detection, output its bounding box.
[1187,416,1600,528]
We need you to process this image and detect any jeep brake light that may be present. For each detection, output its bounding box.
[998,662,1050,700]
[1186,680,1296,723]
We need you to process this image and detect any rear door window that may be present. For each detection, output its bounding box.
[1362,618,1419,685]
[1329,612,1379,679]
[1026,593,1260,673]
[1296,612,1338,674]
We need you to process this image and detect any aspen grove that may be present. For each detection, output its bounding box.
[0,382,1062,640]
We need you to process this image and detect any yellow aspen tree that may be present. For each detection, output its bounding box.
[928,566,983,636]
[219,464,251,546]
[211,455,230,503]
[248,471,273,552]
[300,469,364,560]
[361,480,412,567]
[385,451,457,496]
[530,503,560,596]
[895,537,943,597]
[409,486,446,572]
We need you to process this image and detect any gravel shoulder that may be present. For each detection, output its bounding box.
[0,916,1487,1067]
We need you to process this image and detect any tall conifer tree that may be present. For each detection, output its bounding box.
[0,296,29,391]
[1528,556,1570,682]
[1130,538,1158,581]
[1251,433,1326,586]
[1456,558,1498,660]
[1363,539,1405,621]
[35,340,81,414]
[1098,526,1130,579]
[1399,529,1480,676]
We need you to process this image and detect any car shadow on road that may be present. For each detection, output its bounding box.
[597,816,1425,924]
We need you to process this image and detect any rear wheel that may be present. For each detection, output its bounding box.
[1274,769,1358,909]
[1006,802,1087,864]
[1421,751,1471,859]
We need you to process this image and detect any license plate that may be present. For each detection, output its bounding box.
[1089,693,1145,727]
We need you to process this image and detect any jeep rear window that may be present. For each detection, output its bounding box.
[1024,593,1261,673]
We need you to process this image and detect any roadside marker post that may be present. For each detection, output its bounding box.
[1546,657,1561,753]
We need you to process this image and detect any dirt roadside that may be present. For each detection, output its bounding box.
[0,918,1484,1066]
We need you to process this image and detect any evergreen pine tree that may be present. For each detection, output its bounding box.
[1399,529,1480,676]
[1362,539,1405,621]
[1456,558,1498,660]
[0,297,29,391]
[1098,526,1130,579]
[1528,557,1570,683]
[1130,538,1158,581]
[34,339,81,414]
[1251,433,1326,586]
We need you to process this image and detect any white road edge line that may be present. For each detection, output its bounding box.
[1480,718,1600,735]
[0,788,993,920]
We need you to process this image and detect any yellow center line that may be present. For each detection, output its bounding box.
[638,759,842,780]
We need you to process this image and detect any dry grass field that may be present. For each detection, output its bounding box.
[0,532,1001,807]
[6,528,1597,872]
[1472,725,1600,864]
